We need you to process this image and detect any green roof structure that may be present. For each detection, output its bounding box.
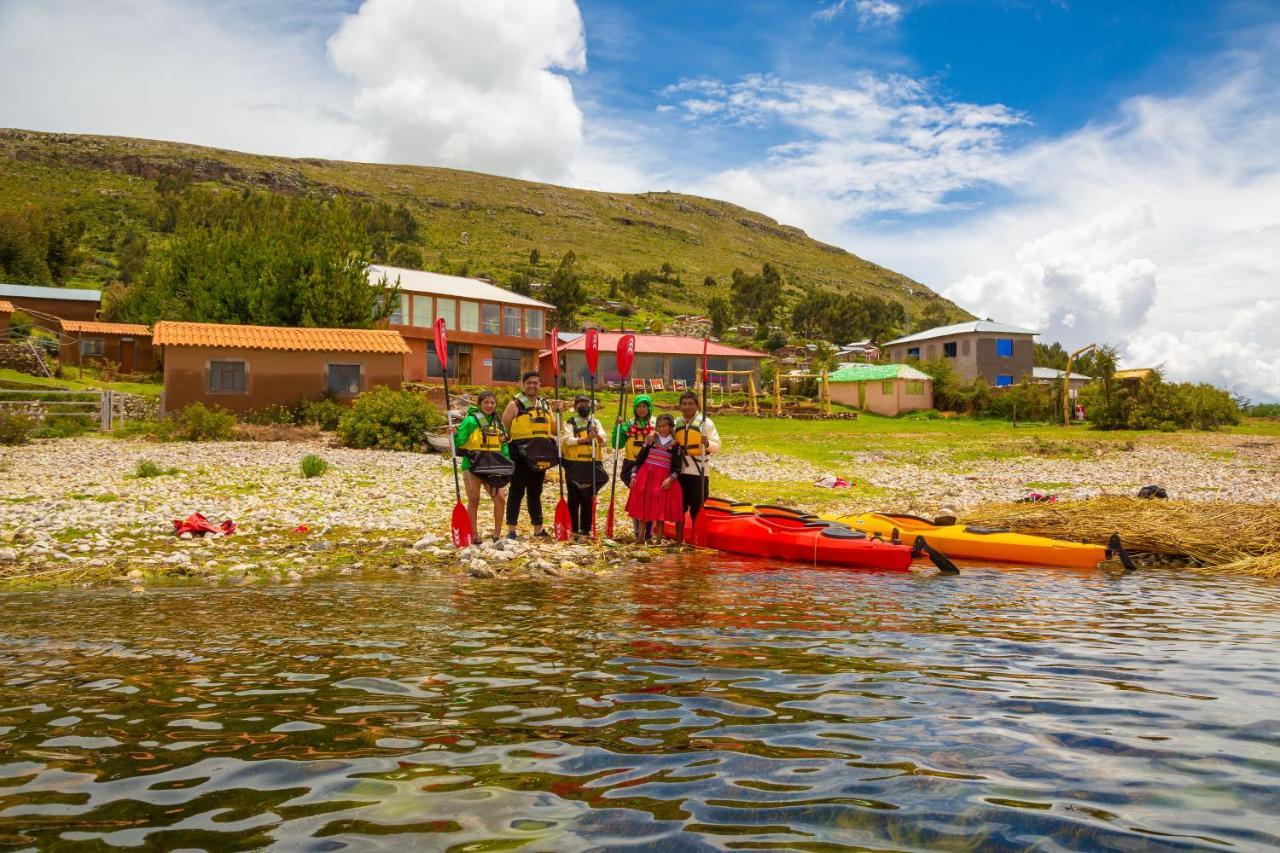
[828,363,933,383]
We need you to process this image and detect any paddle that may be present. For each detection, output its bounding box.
[585,329,600,539]
[695,336,710,547]
[606,333,636,538]
[911,535,959,574]
[550,327,571,541]
[434,319,472,548]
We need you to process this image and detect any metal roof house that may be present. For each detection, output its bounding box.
[371,264,553,385]
[883,319,1038,388]
[0,283,102,322]
[828,363,933,416]
[1032,366,1092,391]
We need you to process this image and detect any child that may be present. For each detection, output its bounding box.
[625,414,684,543]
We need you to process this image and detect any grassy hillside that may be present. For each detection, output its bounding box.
[0,128,968,330]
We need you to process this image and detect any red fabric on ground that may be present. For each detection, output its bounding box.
[172,512,236,536]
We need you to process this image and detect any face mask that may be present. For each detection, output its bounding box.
[576,406,590,417]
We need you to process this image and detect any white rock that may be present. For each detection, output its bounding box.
[179,532,194,540]
[0,548,16,562]
[126,569,144,581]
[412,533,441,550]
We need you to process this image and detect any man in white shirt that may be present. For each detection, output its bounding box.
[673,390,721,532]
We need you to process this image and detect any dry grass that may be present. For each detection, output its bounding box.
[968,497,1280,578]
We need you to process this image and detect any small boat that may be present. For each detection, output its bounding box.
[667,498,921,571]
[827,511,1108,568]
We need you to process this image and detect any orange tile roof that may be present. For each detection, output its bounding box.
[60,320,151,336]
[0,300,14,314]
[152,321,410,354]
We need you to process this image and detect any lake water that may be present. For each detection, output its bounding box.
[2,558,1278,850]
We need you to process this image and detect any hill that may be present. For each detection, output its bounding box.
[0,128,968,333]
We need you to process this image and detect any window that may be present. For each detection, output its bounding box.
[412,292,432,325]
[327,363,362,396]
[435,297,456,329]
[907,347,920,360]
[491,347,523,382]
[996,338,1014,357]
[881,380,894,395]
[459,300,479,332]
[482,303,500,334]
[524,308,543,339]
[208,360,247,393]
[80,338,104,357]
[503,306,521,337]
[996,374,1014,388]
[427,343,468,379]
[943,341,958,358]
[906,380,925,395]
[388,293,408,325]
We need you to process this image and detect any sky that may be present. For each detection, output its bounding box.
[1,0,1278,400]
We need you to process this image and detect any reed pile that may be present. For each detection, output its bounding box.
[968,497,1280,578]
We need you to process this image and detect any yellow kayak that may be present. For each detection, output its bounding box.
[827,512,1107,568]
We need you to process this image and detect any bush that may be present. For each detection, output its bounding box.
[134,458,179,478]
[239,405,297,426]
[0,409,37,445]
[300,453,330,478]
[298,398,344,431]
[336,387,443,451]
[1247,402,1280,418]
[171,403,237,441]
[983,381,1059,422]
[1080,373,1240,431]
[34,416,93,438]
[8,310,34,338]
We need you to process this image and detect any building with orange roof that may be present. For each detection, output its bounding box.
[0,299,14,334]
[59,319,156,373]
[152,321,409,414]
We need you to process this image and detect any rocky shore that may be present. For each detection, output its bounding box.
[1,431,1277,587]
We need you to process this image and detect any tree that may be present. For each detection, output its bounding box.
[703,275,716,288]
[912,299,951,332]
[707,296,734,337]
[0,206,84,286]
[790,288,906,343]
[543,251,587,327]
[730,263,784,329]
[507,271,533,296]
[106,190,394,328]
[529,248,540,266]
[1035,341,1069,370]
[622,268,654,298]
[116,229,148,283]
[660,262,675,281]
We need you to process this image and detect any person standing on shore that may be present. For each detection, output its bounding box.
[501,371,557,540]
[453,391,512,543]
[561,394,609,538]
[673,390,720,544]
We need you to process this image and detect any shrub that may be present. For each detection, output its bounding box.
[34,416,93,438]
[300,453,330,478]
[134,458,179,478]
[297,398,344,431]
[0,409,37,445]
[1080,373,1240,431]
[8,310,34,338]
[172,403,237,441]
[983,381,1059,422]
[336,387,443,451]
[239,404,296,426]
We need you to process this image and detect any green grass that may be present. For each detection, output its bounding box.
[300,454,330,478]
[0,367,162,397]
[133,459,179,478]
[0,128,968,326]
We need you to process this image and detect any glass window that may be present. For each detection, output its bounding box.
[996,338,1014,357]
[996,374,1014,387]
[388,293,408,325]
[327,364,362,396]
[907,347,920,360]
[503,306,521,337]
[459,300,479,332]
[669,355,696,384]
[482,304,500,334]
[881,380,894,395]
[435,297,456,329]
[427,343,468,379]
[80,338,104,357]
[410,295,431,328]
[524,308,543,339]
[492,347,524,382]
[943,341,957,358]
[208,360,246,393]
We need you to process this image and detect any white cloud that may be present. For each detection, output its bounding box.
[814,0,903,27]
[328,0,587,180]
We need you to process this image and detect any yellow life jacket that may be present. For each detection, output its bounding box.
[460,414,506,452]
[623,418,656,461]
[562,414,604,462]
[674,414,705,457]
[508,393,555,442]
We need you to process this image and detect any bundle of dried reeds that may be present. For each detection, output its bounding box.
[968,497,1280,578]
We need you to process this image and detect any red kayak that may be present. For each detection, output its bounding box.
[664,500,919,571]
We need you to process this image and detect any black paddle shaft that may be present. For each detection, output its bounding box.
[607,385,628,520]
[440,364,462,504]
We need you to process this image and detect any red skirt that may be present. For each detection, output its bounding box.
[625,461,684,522]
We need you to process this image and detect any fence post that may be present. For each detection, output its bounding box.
[100,390,112,431]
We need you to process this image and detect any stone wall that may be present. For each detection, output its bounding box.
[0,342,43,374]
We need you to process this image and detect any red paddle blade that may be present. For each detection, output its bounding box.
[433,318,449,369]
[585,328,600,376]
[554,499,571,541]
[450,501,472,548]
[606,503,615,538]
[616,333,636,379]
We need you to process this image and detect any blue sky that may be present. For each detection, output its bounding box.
[0,0,1278,398]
